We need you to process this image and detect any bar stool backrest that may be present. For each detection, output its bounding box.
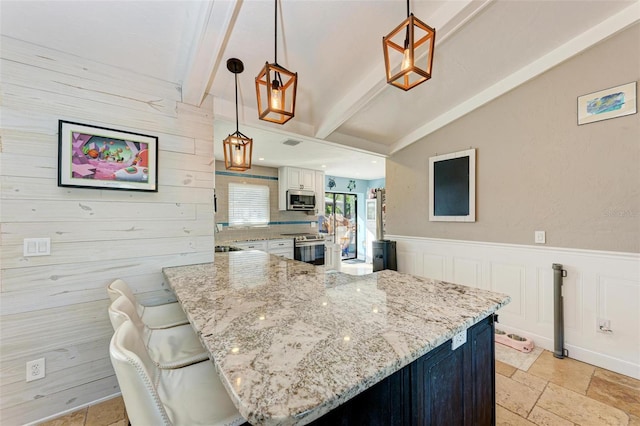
[110,319,170,425]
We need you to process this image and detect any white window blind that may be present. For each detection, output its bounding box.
[228,183,270,226]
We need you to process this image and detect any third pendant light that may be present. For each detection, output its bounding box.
[255,0,298,124]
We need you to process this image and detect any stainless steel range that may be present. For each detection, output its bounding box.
[282,233,325,265]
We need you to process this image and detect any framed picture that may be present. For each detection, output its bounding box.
[58,120,158,192]
[429,148,476,222]
[577,81,637,125]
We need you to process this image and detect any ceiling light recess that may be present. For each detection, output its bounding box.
[223,58,253,171]
[383,0,436,91]
[255,0,297,125]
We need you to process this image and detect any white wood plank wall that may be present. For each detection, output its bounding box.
[0,36,215,425]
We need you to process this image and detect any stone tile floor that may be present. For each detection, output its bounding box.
[40,345,639,425]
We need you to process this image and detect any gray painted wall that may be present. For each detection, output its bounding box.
[386,24,640,253]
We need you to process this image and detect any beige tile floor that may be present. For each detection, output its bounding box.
[41,346,640,426]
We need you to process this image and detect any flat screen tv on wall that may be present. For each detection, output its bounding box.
[429,148,476,222]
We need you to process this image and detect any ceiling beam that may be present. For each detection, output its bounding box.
[390,0,640,154]
[181,0,242,107]
[313,0,493,140]
[213,96,391,156]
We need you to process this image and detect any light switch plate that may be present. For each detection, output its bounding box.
[534,231,546,244]
[24,238,51,256]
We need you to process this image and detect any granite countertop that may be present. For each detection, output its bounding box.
[163,251,510,426]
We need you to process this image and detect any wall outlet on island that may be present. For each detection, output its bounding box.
[451,329,467,351]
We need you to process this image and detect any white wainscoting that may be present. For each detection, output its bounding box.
[388,235,640,379]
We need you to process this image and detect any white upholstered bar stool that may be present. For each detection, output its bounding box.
[110,319,245,426]
[109,295,208,369]
[107,279,188,329]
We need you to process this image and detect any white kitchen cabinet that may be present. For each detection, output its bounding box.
[278,166,317,210]
[314,170,325,215]
[233,239,294,259]
[285,167,315,190]
[233,241,268,251]
[267,239,294,259]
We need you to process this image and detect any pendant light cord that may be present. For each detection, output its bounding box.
[234,73,239,133]
[406,0,410,18]
[274,0,278,64]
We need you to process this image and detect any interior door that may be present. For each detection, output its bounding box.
[325,192,357,260]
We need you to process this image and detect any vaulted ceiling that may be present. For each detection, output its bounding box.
[2,0,638,179]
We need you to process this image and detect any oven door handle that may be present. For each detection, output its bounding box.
[295,241,325,247]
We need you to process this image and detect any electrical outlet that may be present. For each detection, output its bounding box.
[597,319,612,334]
[26,358,45,382]
[451,329,467,351]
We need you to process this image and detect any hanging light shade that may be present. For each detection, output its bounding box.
[223,58,253,171]
[255,0,297,124]
[383,0,436,91]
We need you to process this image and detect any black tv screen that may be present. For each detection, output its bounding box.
[433,156,470,216]
[429,148,475,222]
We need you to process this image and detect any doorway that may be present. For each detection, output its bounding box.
[324,192,357,260]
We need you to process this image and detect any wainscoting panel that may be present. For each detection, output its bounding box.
[422,254,446,281]
[388,235,640,379]
[397,250,418,276]
[535,267,554,326]
[596,275,640,366]
[490,263,525,318]
[452,257,482,289]
[561,269,583,333]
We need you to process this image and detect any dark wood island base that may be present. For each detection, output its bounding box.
[309,315,496,426]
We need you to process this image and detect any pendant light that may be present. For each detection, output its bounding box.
[255,0,297,124]
[223,58,253,171]
[383,0,436,91]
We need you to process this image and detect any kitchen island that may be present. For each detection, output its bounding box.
[163,251,510,425]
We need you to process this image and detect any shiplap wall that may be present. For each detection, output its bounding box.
[0,36,215,424]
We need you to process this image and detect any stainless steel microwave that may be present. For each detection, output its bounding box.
[287,190,316,211]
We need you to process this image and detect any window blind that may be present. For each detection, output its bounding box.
[228,183,270,226]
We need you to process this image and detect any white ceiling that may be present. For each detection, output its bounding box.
[2,0,638,180]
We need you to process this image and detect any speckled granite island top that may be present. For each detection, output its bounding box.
[163,251,510,426]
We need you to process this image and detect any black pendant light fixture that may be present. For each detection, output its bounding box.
[223,58,253,171]
[383,0,436,91]
[255,0,297,125]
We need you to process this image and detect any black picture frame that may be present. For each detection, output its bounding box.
[58,120,158,192]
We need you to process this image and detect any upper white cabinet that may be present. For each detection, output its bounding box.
[279,167,320,210]
[283,167,315,190]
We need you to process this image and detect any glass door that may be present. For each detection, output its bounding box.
[324,192,357,260]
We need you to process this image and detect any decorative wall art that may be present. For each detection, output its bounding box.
[577,81,637,125]
[58,120,158,192]
[429,148,476,222]
[328,177,336,190]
